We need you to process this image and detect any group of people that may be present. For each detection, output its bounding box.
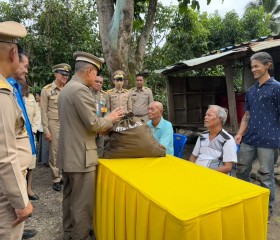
[1,19,279,240]
[0,21,174,239]
[190,51,280,221]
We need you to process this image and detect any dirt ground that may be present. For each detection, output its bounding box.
[25,147,280,240]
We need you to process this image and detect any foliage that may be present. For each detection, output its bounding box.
[242,6,272,40]
[0,0,99,89]
[0,0,274,106]
[246,0,280,34]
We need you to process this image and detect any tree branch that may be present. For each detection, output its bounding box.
[134,0,158,71]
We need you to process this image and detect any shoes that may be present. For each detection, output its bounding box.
[28,194,40,201]
[22,229,37,239]
[53,182,62,191]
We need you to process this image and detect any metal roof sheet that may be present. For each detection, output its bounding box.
[155,48,247,74]
[250,39,280,52]
[156,38,280,75]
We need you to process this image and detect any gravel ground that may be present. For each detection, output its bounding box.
[24,165,63,240]
[25,146,280,239]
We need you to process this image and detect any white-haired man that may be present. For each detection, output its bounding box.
[189,105,237,174]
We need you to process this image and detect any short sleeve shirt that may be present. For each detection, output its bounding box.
[243,77,280,148]
[147,117,174,155]
[107,88,132,113]
[192,129,237,170]
[130,87,153,115]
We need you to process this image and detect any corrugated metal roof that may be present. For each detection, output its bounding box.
[156,37,280,75]
[155,48,247,74]
[250,39,280,52]
[179,48,246,66]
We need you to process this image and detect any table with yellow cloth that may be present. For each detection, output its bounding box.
[95,155,269,240]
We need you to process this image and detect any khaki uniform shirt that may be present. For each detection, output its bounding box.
[91,89,110,117]
[107,88,132,114]
[0,75,30,209]
[130,87,154,116]
[41,81,61,135]
[57,74,113,172]
[24,93,40,133]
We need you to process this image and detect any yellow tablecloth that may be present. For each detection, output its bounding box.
[95,155,269,240]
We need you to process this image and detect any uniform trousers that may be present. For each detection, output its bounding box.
[0,192,24,240]
[96,135,104,158]
[135,114,148,122]
[63,171,96,240]
[48,119,62,183]
[37,132,49,165]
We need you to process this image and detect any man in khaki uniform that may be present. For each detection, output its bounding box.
[0,21,33,240]
[23,83,40,200]
[107,70,132,114]
[91,75,110,157]
[58,51,123,239]
[41,63,71,191]
[130,73,154,122]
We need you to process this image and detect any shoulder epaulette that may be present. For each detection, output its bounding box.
[107,89,114,92]
[123,89,129,92]
[43,83,52,89]
[101,90,107,94]
[0,79,13,91]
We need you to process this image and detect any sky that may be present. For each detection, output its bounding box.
[160,0,252,17]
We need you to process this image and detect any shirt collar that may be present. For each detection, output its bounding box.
[153,117,164,129]
[7,77,21,91]
[255,77,275,87]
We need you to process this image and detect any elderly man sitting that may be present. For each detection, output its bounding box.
[147,101,174,155]
[189,105,237,174]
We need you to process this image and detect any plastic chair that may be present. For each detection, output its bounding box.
[173,134,188,158]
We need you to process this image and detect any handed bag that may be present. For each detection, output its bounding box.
[103,113,166,158]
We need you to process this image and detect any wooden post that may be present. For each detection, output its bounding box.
[166,77,174,122]
[224,61,238,132]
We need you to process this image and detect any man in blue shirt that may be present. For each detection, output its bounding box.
[147,101,174,155]
[7,52,38,239]
[235,52,280,217]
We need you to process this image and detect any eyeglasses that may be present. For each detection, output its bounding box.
[114,78,124,82]
[95,80,103,84]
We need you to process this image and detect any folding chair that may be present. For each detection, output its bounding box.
[173,133,188,158]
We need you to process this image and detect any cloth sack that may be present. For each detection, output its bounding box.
[103,113,166,158]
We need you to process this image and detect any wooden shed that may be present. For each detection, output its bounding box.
[156,37,280,133]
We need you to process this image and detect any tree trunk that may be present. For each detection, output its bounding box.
[96,0,158,86]
[96,0,134,76]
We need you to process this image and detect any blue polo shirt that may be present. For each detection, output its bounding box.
[7,78,36,155]
[147,117,174,155]
[243,77,280,148]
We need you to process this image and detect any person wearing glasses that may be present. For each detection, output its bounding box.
[41,63,71,192]
[0,21,33,239]
[107,70,132,114]
[91,75,110,157]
